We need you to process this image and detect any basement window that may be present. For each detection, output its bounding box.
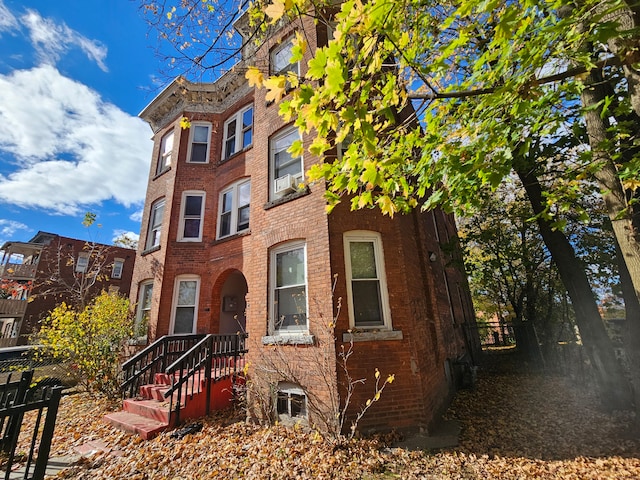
[276,383,307,423]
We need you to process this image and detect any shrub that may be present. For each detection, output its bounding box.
[36,291,133,398]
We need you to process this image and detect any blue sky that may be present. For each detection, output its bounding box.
[0,1,169,248]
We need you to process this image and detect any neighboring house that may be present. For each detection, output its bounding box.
[0,231,135,347]
[129,13,480,434]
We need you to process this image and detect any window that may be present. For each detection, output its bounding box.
[218,180,250,238]
[187,123,211,163]
[136,281,153,338]
[75,253,89,273]
[223,106,253,160]
[145,199,165,250]
[157,130,174,174]
[270,242,307,334]
[344,231,391,329]
[270,127,302,199]
[111,258,124,279]
[171,276,199,334]
[276,383,307,422]
[178,192,205,241]
[271,36,299,76]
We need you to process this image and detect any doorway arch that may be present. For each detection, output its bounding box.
[217,270,248,335]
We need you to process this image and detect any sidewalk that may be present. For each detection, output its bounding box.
[6,439,116,479]
[6,454,79,480]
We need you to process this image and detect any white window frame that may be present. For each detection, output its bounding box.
[269,127,303,200]
[145,198,165,250]
[271,36,299,76]
[157,130,174,175]
[276,382,308,423]
[75,253,89,273]
[136,280,153,339]
[178,191,206,242]
[343,231,392,330]
[187,122,211,163]
[170,275,200,334]
[111,258,124,279]
[222,105,253,160]
[269,241,308,335]
[217,179,251,239]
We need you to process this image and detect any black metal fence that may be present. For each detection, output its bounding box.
[0,370,63,480]
[0,346,72,387]
[163,333,247,424]
[121,334,208,400]
[471,321,516,348]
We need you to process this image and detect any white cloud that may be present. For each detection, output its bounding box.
[0,0,18,33]
[129,209,144,223]
[112,229,140,246]
[0,219,30,247]
[20,9,108,72]
[0,219,29,237]
[0,65,152,215]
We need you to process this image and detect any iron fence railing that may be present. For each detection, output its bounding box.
[0,347,71,386]
[163,333,247,425]
[121,334,206,399]
[0,370,63,480]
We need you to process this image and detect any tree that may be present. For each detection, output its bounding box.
[247,0,638,407]
[243,0,640,306]
[36,290,134,398]
[140,0,639,406]
[461,184,555,353]
[462,176,625,359]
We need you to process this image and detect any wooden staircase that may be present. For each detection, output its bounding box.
[104,333,247,440]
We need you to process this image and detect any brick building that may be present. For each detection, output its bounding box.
[0,231,135,346]
[130,13,479,434]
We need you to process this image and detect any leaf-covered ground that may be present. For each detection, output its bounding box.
[14,353,640,479]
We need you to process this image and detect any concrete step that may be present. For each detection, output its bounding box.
[140,383,169,400]
[103,411,168,440]
[122,398,172,424]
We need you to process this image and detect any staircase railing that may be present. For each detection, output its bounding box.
[121,334,206,399]
[163,333,247,425]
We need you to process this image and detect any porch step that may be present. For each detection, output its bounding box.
[106,370,242,439]
[122,398,172,424]
[103,411,168,440]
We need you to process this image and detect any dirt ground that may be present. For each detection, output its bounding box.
[10,350,640,479]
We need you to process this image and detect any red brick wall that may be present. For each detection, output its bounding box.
[326,201,470,433]
[21,235,135,341]
[131,13,475,434]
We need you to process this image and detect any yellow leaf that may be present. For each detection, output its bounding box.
[375,368,380,379]
[387,374,395,383]
[623,178,640,191]
[245,66,264,88]
[376,195,397,217]
[286,71,299,88]
[264,0,286,22]
[264,75,287,103]
[180,117,191,129]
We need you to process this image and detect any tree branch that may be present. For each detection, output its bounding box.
[407,56,623,100]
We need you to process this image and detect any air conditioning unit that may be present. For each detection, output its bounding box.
[275,174,296,195]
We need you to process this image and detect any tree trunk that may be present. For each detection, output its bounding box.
[616,237,640,420]
[580,66,640,325]
[600,0,640,118]
[515,162,633,410]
